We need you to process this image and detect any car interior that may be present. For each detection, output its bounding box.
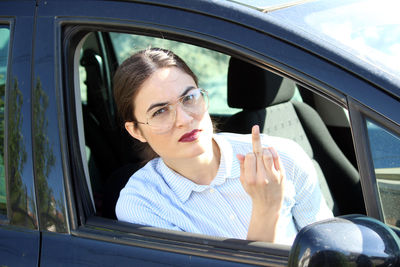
[72,30,366,226]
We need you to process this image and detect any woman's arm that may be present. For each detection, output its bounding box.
[236,125,285,242]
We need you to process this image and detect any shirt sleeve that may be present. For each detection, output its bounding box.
[289,143,334,230]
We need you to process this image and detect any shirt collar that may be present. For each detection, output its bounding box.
[159,133,235,203]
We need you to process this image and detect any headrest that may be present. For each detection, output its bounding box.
[227,57,295,109]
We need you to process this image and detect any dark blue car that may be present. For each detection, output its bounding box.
[1,0,400,265]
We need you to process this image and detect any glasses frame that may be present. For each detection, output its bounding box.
[133,88,209,133]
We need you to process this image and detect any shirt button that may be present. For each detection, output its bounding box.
[230,214,236,220]
[210,188,215,193]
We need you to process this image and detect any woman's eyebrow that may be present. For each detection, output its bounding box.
[179,86,196,98]
[146,86,196,113]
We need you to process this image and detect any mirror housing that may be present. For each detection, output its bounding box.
[288,215,400,266]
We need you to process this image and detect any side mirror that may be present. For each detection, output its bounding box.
[288,215,400,266]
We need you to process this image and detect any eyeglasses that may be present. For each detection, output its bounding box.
[134,88,209,134]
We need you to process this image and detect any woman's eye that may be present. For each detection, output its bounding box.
[182,93,196,105]
[152,107,168,118]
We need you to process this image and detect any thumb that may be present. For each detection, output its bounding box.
[236,154,245,164]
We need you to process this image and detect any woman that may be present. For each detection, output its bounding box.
[114,48,333,245]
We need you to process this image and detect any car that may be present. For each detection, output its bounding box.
[1,0,400,265]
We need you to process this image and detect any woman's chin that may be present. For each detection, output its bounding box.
[181,138,212,159]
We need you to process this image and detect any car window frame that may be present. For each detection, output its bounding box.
[64,24,295,265]
[63,25,362,261]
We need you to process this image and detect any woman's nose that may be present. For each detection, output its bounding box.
[174,104,193,127]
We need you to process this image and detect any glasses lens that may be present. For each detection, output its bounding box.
[182,88,208,114]
[147,105,174,133]
[146,88,208,134]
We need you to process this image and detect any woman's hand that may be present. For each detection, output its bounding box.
[236,125,285,242]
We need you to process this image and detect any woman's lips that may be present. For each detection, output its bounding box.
[179,129,202,142]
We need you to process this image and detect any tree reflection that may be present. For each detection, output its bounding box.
[7,77,32,227]
[33,77,65,232]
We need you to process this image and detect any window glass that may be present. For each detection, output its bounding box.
[366,119,400,228]
[0,26,10,215]
[109,33,239,115]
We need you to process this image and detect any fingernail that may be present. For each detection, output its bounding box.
[253,125,259,133]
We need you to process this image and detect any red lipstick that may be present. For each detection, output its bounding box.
[179,129,201,142]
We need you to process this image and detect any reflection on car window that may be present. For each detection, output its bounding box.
[366,119,400,228]
[0,26,9,216]
[109,33,239,115]
[270,0,400,79]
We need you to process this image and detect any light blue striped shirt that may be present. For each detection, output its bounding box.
[116,132,333,245]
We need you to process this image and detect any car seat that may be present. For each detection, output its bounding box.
[221,57,365,215]
[80,49,143,217]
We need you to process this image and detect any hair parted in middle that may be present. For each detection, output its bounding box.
[113,47,198,125]
[113,48,199,161]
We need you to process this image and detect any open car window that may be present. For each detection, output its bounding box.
[71,29,364,249]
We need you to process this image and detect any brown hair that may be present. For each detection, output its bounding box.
[113,48,198,161]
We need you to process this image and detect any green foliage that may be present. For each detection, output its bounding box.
[109,33,240,115]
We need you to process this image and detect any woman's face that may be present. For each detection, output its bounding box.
[125,66,214,162]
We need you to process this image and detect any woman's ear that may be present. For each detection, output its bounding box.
[125,122,147,143]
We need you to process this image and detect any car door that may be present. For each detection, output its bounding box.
[35,0,400,266]
[0,2,41,266]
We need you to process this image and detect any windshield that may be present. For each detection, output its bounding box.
[268,0,400,78]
